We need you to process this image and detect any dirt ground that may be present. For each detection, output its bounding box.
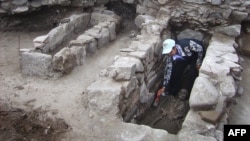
[137,94,189,134]
[0,106,69,141]
[1,4,250,140]
[0,6,86,141]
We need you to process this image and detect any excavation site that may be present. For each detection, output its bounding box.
[1,0,250,141]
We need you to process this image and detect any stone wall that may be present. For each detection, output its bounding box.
[86,0,247,140]
[20,7,121,78]
[0,0,118,15]
[178,32,242,141]
[1,0,249,16]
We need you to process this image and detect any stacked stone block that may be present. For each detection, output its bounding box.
[21,9,120,78]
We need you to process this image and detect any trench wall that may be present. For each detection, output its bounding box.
[86,18,242,141]
[86,1,247,141]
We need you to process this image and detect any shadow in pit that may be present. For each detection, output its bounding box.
[136,93,190,134]
[136,69,191,134]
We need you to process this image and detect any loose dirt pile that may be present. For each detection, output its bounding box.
[0,103,70,141]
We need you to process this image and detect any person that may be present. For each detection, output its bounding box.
[153,38,205,106]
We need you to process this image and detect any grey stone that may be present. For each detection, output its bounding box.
[98,26,110,48]
[140,82,151,103]
[48,26,66,52]
[52,47,76,74]
[33,35,49,53]
[178,129,217,141]
[122,77,138,98]
[136,5,147,15]
[177,29,204,41]
[12,0,27,5]
[231,11,248,23]
[76,34,98,55]
[41,0,49,5]
[215,24,241,37]
[123,0,135,4]
[90,11,121,27]
[189,76,220,110]
[211,0,221,5]
[87,77,122,118]
[157,0,170,5]
[21,51,53,78]
[1,2,10,10]
[182,0,206,4]
[108,56,140,80]
[218,76,236,97]
[70,46,86,66]
[182,110,216,132]
[134,15,155,28]
[70,14,90,33]
[199,110,223,124]
[31,1,42,7]
[12,6,29,14]
[108,22,116,41]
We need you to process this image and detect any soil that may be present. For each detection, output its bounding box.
[0,105,69,141]
[137,94,190,134]
[1,3,250,140]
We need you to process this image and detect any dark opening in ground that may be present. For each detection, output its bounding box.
[135,23,211,134]
[0,6,83,32]
[136,73,191,134]
[105,1,137,32]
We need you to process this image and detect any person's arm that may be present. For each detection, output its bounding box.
[189,40,204,67]
[163,56,172,89]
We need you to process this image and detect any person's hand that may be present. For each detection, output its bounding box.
[156,87,165,98]
[154,87,166,107]
[158,87,165,94]
[196,65,201,71]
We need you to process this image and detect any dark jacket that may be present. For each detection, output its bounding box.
[163,38,205,88]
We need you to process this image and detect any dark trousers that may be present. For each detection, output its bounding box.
[167,58,198,95]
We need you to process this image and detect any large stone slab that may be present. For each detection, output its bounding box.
[108,56,144,81]
[87,78,123,119]
[189,76,220,110]
[52,47,76,74]
[178,128,217,141]
[90,10,121,26]
[182,110,216,131]
[21,50,53,78]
